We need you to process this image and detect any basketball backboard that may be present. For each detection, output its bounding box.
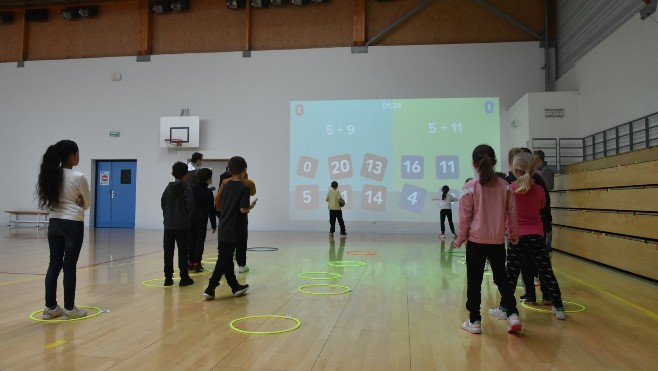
[159,116,200,148]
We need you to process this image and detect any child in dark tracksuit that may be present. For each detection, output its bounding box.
[203,156,256,300]
[188,168,217,272]
[161,161,195,287]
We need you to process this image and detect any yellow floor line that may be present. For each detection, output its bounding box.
[45,340,66,349]
[556,269,658,321]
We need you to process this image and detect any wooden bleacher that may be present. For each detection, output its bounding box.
[552,147,658,281]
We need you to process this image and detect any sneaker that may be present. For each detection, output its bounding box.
[534,277,540,286]
[42,305,64,320]
[340,232,347,236]
[63,306,87,320]
[179,277,194,286]
[439,234,445,240]
[238,265,249,273]
[452,234,458,239]
[195,265,203,273]
[232,284,249,297]
[488,306,508,320]
[520,294,537,303]
[329,232,334,238]
[461,320,482,334]
[164,277,174,286]
[507,313,522,333]
[552,306,566,320]
[203,288,216,301]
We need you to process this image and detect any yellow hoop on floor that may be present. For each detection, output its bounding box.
[346,250,377,256]
[298,284,351,295]
[142,277,178,288]
[297,272,342,280]
[457,258,466,264]
[230,315,301,334]
[328,260,366,267]
[202,257,217,262]
[29,306,103,323]
[521,300,586,313]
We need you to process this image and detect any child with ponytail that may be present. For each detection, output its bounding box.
[36,140,90,320]
[453,144,522,334]
[489,152,566,321]
[432,185,458,239]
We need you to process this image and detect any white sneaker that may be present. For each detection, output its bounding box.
[63,307,87,319]
[461,320,482,334]
[42,305,64,320]
[552,306,566,320]
[507,313,522,333]
[238,265,249,273]
[488,306,508,320]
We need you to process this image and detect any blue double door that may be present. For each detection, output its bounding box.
[96,161,137,228]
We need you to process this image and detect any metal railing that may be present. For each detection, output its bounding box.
[584,112,658,160]
[532,112,658,172]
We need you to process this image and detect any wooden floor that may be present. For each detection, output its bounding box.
[1,227,657,370]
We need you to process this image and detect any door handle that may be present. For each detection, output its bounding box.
[111,190,116,199]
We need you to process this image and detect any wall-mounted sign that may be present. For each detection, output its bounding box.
[100,171,110,185]
[545,109,565,118]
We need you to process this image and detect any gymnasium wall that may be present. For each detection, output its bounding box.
[555,14,658,137]
[0,42,543,231]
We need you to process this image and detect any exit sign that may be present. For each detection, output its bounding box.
[109,131,120,137]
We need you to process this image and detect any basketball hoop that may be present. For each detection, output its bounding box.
[164,139,184,147]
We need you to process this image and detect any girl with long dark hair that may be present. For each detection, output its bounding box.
[432,185,458,239]
[36,140,90,320]
[453,144,522,334]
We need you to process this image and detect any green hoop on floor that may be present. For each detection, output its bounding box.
[328,260,366,267]
[444,251,465,256]
[297,272,342,280]
[230,315,301,334]
[298,284,351,295]
[30,306,103,323]
[521,300,586,313]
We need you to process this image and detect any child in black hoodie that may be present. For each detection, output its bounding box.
[188,168,217,272]
[161,161,195,286]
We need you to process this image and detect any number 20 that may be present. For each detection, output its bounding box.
[331,160,350,174]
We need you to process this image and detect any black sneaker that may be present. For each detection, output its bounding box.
[194,264,203,273]
[340,232,347,236]
[203,288,215,301]
[232,284,249,297]
[520,294,536,303]
[164,277,174,286]
[179,277,194,286]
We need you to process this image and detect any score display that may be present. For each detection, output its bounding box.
[289,98,500,222]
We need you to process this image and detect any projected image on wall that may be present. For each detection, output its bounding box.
[289,98,500,222]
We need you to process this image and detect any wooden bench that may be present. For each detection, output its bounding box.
[4,210,49,228]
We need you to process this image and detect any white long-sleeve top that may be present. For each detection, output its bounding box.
[433,194,458,209]
[48,168,90,222]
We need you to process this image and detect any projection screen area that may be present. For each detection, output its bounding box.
[289,98,500,223]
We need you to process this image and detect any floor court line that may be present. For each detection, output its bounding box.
[555,269,658,321]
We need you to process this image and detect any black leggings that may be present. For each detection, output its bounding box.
[440,209,455,234]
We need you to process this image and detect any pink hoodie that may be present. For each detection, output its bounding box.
[454,176,518,246]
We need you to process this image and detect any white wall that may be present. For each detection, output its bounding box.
[0,42,543,232]
[556,13,658,137]
[528,92,580,139]
[506,93,530,151]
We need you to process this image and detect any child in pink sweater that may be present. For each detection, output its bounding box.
[453,144,522,334]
